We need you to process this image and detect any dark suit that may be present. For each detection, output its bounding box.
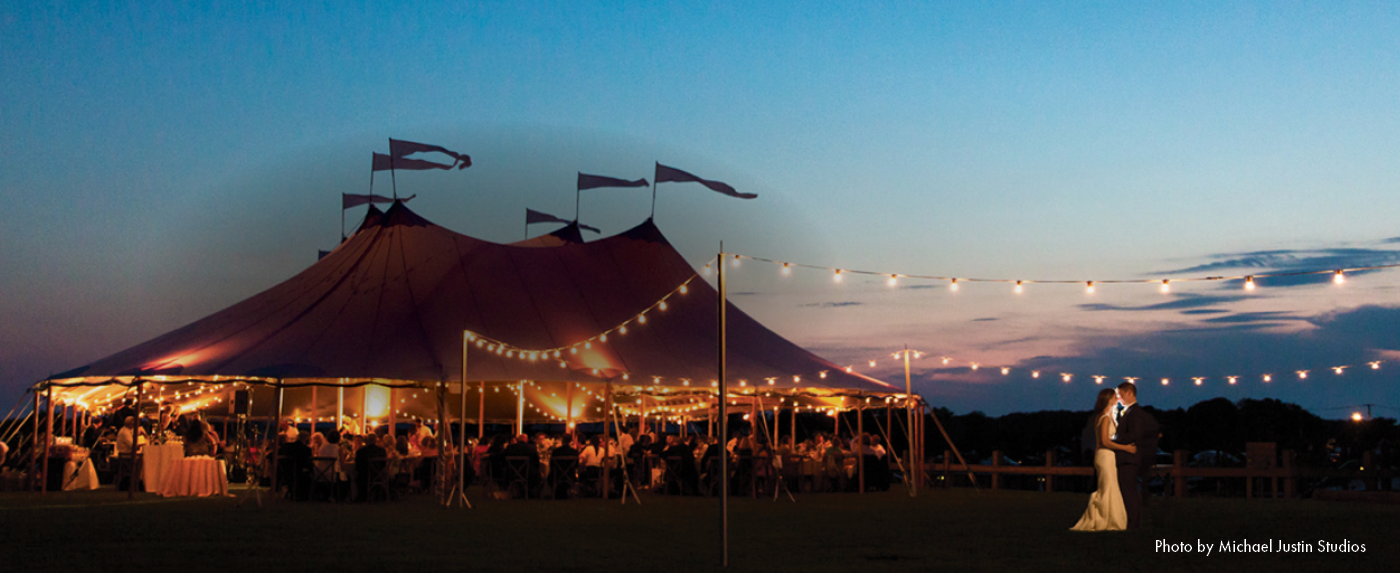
[1112,403,1159,529]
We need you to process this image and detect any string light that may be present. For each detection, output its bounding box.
[723,252,1396,293]
[1085,281,1095,294]
[1014,280,1023,294]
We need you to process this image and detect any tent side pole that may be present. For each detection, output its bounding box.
[478,380,485,441]
[566,381,574,435]
[857,392,865,495]
[388,387,397,437]
[337,387,344,431]
[41,385,53,495]
[270,381,283,503]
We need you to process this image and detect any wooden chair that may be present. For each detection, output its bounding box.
[112,452,140,493]
[363,457,392,502]
[504,456,532,499]
[546,458,579,500]
[309,456,338,501]
[662,456,685,495]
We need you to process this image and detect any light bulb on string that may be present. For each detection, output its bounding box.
[887,274,898,287]
[1061,374,1072,383]
[1093,376,1105,385]
[781,262,791,276]
[1161,378,1169,386]
[1263,374,1272,382]
[949,278,958,292]
[1193,377,1204,386]
[1298,370,1308,379]
[1001,367,1010,375]
[833,269,843,282]
[1085,281,1095,294]
[1245,276,1256,291]
[1371,362,1381,370]
[1228,376,1238,385]
[1014,280,1023,294]
[1334,270,1345,285]
[1031,371,1040,379]
[1160,280,1170,294]
[1334,367,1344,375]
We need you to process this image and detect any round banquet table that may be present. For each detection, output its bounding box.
[62,458,100,491]
[158,456,229,497]
[142,444,185,492]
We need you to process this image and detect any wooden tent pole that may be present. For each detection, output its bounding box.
[310,386,318,436]
[515,381,524,436]
[388,387,397,437]
[41,385,53,495]
[857,392,865,495]
[603,381,612,498]
[566,381,574,434]
[270,382,283,503]
[478,380,485,441]
[904,347,915,496]
[337,387,344,431]
[29,390,39,491]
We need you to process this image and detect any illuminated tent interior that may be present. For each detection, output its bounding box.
[35,201,901,436]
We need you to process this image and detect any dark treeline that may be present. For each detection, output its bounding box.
[930,397,1399,468]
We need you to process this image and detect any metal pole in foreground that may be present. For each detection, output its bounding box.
[718,245,729,567]
[453,330,472,508]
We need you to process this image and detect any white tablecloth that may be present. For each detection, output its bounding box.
[62,459,99,491]
[158,456,228,497]
[143,444,184,492]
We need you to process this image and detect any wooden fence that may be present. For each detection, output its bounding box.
[924,449,1397,499]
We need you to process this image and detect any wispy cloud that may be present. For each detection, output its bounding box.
[1079,293,1248,313]
[1158,247,1400,288]
[800,301,864,308]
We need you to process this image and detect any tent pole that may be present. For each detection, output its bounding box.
[603,381,612,498]
[337,387,344,431]
[566,382,574,435]
[41,385,53,495]
[29,391,39,491]
[790,404,796,448]
[454,330,472,508]
[478,380,485,441]
[388,387,397,437]
[717,243,729,567]
[515,381,524,436]
[311,386,318,436]
[132,381,144,498]
[270,381,283,503]
[857,392,865,495]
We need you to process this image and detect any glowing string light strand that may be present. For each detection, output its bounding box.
[730,253,1398,292]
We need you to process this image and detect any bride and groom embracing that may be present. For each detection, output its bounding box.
[1071,382,1159,531]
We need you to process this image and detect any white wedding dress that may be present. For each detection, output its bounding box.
[1070,416,1127,531]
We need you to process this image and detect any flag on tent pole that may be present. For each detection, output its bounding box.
[343,193,415,209]
[372,152,455,171]
[389,139,472,169]
[654,163,755,199]
[577,173,649,190]
[526,209,600,234]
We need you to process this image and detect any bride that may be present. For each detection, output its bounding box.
[1070,388,1136,531]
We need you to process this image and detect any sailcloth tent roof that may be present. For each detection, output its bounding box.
[44,202,893,402]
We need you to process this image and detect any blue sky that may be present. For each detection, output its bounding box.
[3,1,1399,417]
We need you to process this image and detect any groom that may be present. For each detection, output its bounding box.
[1112,382,1159,530]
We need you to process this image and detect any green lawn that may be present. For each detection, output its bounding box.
[1,486,1393,572]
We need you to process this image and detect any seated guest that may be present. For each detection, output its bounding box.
[354,433,388,501]
[183,422,215,457]
[549,434,580,499]
[278,432,314,500]
[315,430,341,477]
[661,435,699,495]
[115,416,146,456]
[502,433,542,496]
[81,418,105,449]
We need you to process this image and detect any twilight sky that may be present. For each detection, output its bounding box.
[3,2,1399,418]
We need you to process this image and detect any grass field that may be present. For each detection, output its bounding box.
[2,486,1394,572]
